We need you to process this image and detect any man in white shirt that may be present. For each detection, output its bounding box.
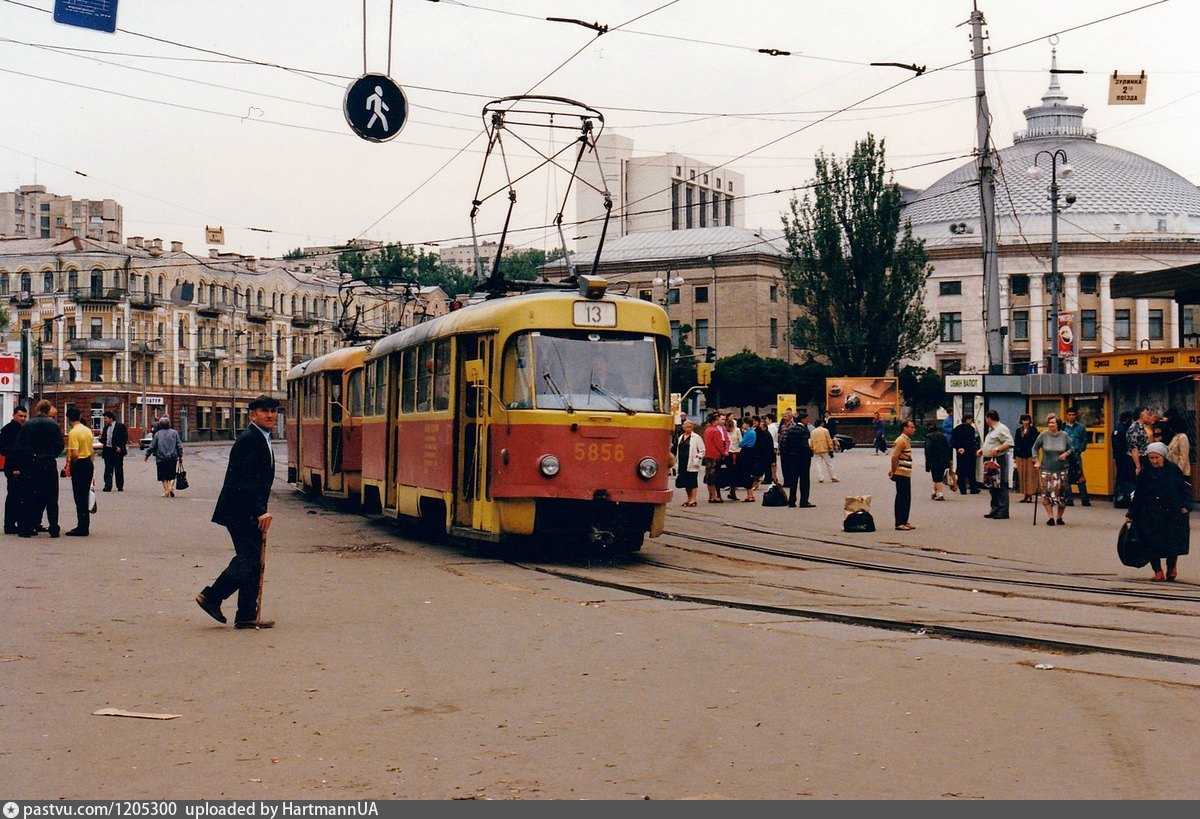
[979,409,1014,520]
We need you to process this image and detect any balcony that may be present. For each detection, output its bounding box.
[197,302,227,318]
[130,293,158,310]
[197,348,228,362]
[246,351,275,365]
[129,340,161,355]
[70,286,127,305]
[10,293,35,308]
[68,338,124,353]
[291,310,317,327]
[247,306,274,323]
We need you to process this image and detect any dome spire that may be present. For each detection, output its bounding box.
[1014,41,1095,143]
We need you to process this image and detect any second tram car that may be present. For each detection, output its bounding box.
[288,281,673,551]
[286,345,369,503]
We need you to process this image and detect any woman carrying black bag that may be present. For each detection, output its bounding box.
[1126,441,1190,581]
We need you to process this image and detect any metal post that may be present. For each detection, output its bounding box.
[1049,164,1060,377]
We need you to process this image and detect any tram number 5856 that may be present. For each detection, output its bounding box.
[574,442,625,462]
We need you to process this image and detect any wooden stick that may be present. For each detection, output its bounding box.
[255,529,267,622]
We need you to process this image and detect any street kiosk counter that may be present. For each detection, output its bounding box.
[1085,348,1200,499]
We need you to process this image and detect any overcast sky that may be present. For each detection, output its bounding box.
[1,0,1195,260]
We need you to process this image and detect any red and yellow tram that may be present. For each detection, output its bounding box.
[286,345,369,503]
[289,281,674,551]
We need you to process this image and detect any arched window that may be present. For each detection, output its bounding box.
[302,295,309,315]
[158,275,165,297]
[178,321,186,348]
[234,286,241,307]
[68,269,78,292]
[43,270,54,293]
[20,272,31,293]
[90,268,104,296]
[0,273,9,296]
[275,329,282,354]
[197,326,204,348]
[221,285,228,304]
[290,295,297,313]
[257,289,264,308]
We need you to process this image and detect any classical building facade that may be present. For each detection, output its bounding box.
[564,226,795,364]
[575,134,746,256]
[0,235,434,441]
[904,66,1200,375]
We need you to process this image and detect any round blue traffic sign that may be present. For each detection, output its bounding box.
[344,73,408,143]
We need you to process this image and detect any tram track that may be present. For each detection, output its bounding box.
[503,523,1200,668]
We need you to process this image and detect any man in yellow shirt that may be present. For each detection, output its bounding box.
[64,406,95,537]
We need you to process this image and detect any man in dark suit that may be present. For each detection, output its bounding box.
[1,405,29,534]
[195,394,280,630]
[15,400,63,538]
[100,410,129,492]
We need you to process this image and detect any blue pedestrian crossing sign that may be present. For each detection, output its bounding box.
[344,74,408,143]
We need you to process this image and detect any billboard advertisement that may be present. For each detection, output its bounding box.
[826,377,899,419]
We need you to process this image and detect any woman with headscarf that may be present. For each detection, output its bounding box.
[1126,441,1190,581]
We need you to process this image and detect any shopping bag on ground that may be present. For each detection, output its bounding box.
[843,509,875,533]
[843,495,872,516]
[761,484,788,507]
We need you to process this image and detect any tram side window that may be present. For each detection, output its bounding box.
[416,342,433,412]
[401,349,416,413]
[433,339,451,412]
[305,378,321,419]
[371,358,387,416]
[347,369,363,417]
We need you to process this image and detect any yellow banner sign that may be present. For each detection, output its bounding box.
[1086,349,1200,373]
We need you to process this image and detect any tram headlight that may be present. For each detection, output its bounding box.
[637,457,658,480]
[539,455,561,477]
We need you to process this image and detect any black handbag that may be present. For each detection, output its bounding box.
[843,509,876,533]
[175,466,189,491]
[1117,522,1148,568]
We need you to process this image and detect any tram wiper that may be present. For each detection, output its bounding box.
[542,370,574,413]
[590,383,636,415]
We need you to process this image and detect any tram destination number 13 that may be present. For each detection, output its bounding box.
[573,301,616,327]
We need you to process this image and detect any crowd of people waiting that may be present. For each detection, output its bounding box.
[671,403,1191,582]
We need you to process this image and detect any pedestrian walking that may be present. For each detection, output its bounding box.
[100,410,128,492]
[1013,414,1039,504]
[1126,441,1190,581]
[979,410,1013,520]
[889,419,916,530]
[809,417,840,484]
[951,414,982,494]
[195,394,281,629]
[1127,407,1157,477]
[923,421,951,501]
[14,400,62,538]
[1061,406,1091,507]
[0,405,28,534]
[1033,413,1071,526]
[736,418,760,503]
[63,406,95,537]
[144,416,183,497]
[872,411,887,455]
[673,419,704,507]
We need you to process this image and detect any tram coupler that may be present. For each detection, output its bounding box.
[589,526,616,548]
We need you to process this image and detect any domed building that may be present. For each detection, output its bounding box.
[904,58,1200,376]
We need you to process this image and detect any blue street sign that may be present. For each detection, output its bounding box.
[54,0,118,33]
[344,74,408,143]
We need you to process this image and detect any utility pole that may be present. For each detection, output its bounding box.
[970,4,1003,374]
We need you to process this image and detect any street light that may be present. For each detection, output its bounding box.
[1027,149,1075,375]
[651,272,684,306]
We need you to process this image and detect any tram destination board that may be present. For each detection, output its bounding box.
[573,301,616,327]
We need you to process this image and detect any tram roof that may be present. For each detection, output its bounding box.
[286,345,369,380]
[365,288,669,362]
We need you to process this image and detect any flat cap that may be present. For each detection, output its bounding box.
[248,394,281,411]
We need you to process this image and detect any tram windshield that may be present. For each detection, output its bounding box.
[503,332,665,413]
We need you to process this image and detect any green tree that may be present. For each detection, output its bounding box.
[497,248,546,281]
[781,134,938,375]
[709,350,796,409]
[670,323,697,393]
[897,365,945,424]
[283,247,305,259]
